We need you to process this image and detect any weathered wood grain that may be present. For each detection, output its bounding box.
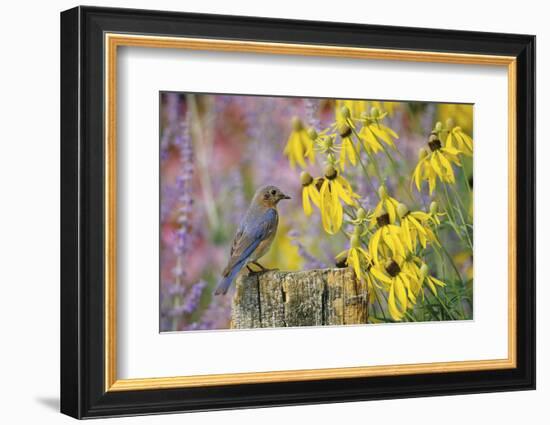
[231,268,368,329]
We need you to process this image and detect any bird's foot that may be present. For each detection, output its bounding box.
[246,262,279,275]
[252,262,278,272]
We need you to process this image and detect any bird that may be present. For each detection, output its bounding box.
[214,185,291,295]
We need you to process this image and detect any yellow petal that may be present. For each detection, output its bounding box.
[302,188,313,216]
[361,126,383,152]
[445,132,455,149]
[430,152,444,179]
[369,229,382,264]
[348,248,362,278]
[389,226,405,256]
[308,186,321,207]
[395,276,408,311]
[401,219,413,251]
[438,152,455,182]
[332,195,343,233]
[388,284,403,321]
[320,180,335,234]
[339,142,347,171]
[370,124,397,148]
[409,216,427,236]
[385,199,397,224]
[430,276,446,287]
[301,132,316,163]
[380,124,399,139]
[336,177,356,205]
[346,139,357,165]
[413,161,424,191]
[428,172,436,194]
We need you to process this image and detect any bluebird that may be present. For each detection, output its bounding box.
[215,185,291,295]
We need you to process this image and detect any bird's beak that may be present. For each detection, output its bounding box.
[279,193,291,200]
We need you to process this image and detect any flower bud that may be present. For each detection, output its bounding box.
[356,207,367,220]
[378,185,387,199]
[324,164,338,180]
[350,234,360,248]
[370,106,379,118]
[429,201,439,215]
[397,203,409,218]
[435,121,443,132]
[340,105,351,119]
[300,171,313,186]
[446,118,455,129]
[420,263,429,277]
[292,116,303,131]
[307,127,318,140]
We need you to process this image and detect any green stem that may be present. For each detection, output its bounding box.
[404,311,417,322]
[350,126,385,187]
[349,137,379,199]
[433,290,462,320]
[448,179,468,217]
[433,233,467,319]
[461,164,472,197]
[442,183,457,223]
[434,234,463,286]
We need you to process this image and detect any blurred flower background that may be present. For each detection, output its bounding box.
[160,92,473,332]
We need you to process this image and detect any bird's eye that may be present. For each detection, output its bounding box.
[271,189,277,195]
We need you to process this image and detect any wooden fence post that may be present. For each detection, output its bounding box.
[231,268,368,329]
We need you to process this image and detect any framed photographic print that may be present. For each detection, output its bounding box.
[60,6,536,419]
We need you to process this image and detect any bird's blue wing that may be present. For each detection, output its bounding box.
[222,208,278,277]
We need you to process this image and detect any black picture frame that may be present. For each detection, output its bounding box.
[60,5,536,419]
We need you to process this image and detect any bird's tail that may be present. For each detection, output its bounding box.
[214,262,244,295]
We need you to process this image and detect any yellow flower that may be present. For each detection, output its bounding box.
[437,105,473,134]
[300,171,320,216]
[446,125,473,156]
[335,99,367,120]
[330,106,358,171]
[420,263,446,296]
[370,258,419,321]
[319,165,358,234]
[339,133,357,171]
[357,107,399,154]
[344,234,372,279]
[368,209,406,264]
[370,186,399,227]
[401,256,424,299]
[309,128,336,156]
[396,203,438,251]
[283,117,315,168]
[370,101,398,117]
[350,206,369,226]
[427,201,446,226]
[344,233,379,302]
[412,133,462,194]
[400,259,445,300]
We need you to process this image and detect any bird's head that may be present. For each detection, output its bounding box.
[255,185,291,208]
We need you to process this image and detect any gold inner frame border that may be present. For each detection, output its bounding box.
[104,33,517,392]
